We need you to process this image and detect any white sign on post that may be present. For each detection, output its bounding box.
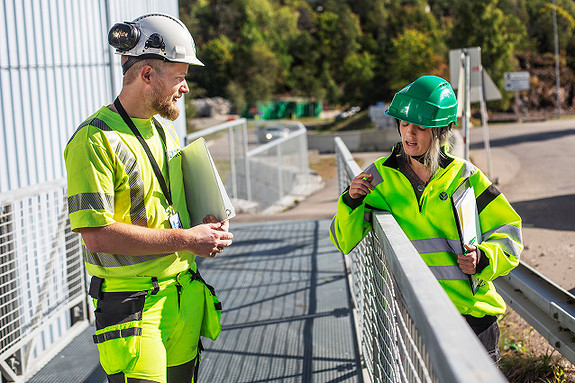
[449,47,502,102]
[449,46,498,181]
[504,71,530,91]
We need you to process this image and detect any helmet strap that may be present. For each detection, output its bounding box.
[122,54,169,75]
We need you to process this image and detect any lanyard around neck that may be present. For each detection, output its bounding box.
[113,98,173,206]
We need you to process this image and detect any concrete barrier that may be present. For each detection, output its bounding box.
[308,127,464,155]
[307,128,399,153]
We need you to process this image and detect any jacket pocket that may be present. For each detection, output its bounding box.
[93,291,147,374]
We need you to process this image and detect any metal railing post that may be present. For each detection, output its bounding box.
[228,125,237,199]
[277,144,284,199]
[243,121,252,201]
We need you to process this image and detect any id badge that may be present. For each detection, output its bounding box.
[169,212,183,229]
[167,206,183,229]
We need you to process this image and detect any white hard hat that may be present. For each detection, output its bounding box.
[108,13,204,74]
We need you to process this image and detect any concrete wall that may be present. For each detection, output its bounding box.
[308,127,465,156]
[307,128,400,153]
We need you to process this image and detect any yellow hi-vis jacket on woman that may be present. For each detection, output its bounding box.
[330,146,523,318]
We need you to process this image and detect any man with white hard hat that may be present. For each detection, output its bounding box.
[65,13,232,382]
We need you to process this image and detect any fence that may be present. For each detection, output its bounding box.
[185,119,313,212]
[335,136,575,381]
[0,179,88,382]
[334,137,506,382]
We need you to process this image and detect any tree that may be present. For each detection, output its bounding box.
[387,29,446,91]
[198,36,234,96]
[525,0,575,55]
[448,0,526,108]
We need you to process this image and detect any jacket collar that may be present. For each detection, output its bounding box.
[383,142,454,170]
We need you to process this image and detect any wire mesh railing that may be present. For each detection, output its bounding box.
[185,119,315,212]
[334,137,506,383]
[247,121,311,211]
[0,179,88,382]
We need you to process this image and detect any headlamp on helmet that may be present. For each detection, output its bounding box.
[108,13,204,75]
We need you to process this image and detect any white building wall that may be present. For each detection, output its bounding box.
[0,1,182,380]
[0,0,184,193]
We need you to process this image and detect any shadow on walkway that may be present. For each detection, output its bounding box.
[30,219,361,383]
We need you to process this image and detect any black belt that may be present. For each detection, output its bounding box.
[88,276,160,299]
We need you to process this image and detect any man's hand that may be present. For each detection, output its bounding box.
[349,173,375,199]
[457,244,478,275]
[187,221,233,258]
[200,215,232,257]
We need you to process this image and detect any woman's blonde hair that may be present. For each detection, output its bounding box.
[398,120,452,175]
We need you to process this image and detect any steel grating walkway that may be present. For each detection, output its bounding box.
[30,219,362,383]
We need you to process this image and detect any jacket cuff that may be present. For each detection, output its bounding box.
[342,187,365,210]
[475,249,489,274]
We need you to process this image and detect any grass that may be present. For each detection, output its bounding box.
[498,309,575,382]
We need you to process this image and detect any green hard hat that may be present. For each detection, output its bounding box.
[385,75,458,128]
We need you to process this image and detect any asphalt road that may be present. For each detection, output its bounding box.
[468,117,575,295]
[232,116,575,295]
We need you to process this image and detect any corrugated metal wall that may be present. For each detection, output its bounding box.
[0,0,184,193]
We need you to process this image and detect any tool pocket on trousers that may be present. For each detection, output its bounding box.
[93,291,147,374]
[200,284,222,340]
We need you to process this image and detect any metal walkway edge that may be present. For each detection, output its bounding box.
[29,219,362,383]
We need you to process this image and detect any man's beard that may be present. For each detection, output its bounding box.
[151,88,180,121]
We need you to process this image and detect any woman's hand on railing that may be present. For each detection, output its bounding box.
[349,173,374,199]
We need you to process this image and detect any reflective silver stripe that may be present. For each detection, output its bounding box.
[428,265,469,281]
[459,161,477,179]
[85,250,168,267]
[485,237,522,259]
[483,224,522,245]
[412,238,462,255]
[68,192,114,214]
[364,163,383,188]
[330,218,342,252]
[482,224,522,258]
[73,117,149,227]
[106,132,148,227]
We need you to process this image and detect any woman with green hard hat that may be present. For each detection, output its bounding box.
[330,75,523,363]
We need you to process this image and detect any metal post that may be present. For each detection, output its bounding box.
[553,0,561,119]
[103,0,117,99]
[277,145,284,199]
[462,50,471,161]
[479,68,494,181]
[228,126,237,199]
[299,133,309,184]
[514,91,520,121]
[243,121,252,201]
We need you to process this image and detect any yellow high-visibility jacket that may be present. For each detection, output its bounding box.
[330,146,523,318]
[65,106,193,279]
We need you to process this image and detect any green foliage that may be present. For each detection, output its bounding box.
[180,0,575,113]
[448,0,526,109]
[388,29,446,91]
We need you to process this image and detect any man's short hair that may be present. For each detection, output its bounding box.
[122,57,168,85]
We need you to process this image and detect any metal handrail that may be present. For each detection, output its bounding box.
[495,262,575,364]
[185,119,313,210]
[372,212,506,382]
